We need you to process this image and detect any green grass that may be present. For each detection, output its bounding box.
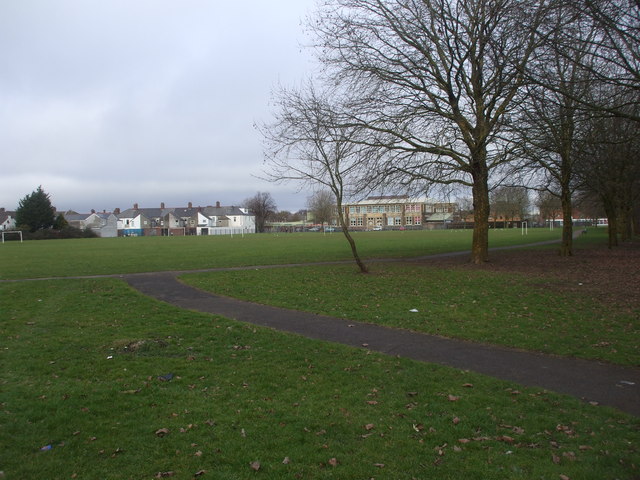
[2,279,638,479]
[0,228,561,280]
[181,259,638,366]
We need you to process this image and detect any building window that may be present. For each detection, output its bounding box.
[414,216,421,225]
[405,216,413,225]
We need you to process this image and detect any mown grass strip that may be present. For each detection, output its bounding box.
[1,279,638,479]
[0,228,561,280]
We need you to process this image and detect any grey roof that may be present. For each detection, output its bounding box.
[64,213,92,221]
[116,205,252,220]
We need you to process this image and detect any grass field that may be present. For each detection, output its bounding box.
[0,228,560,280]
[1,228,639,478]
[181,260,638,366]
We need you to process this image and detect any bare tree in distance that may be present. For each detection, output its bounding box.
[259,82,369,272]
[307,189,335,230]
[308,0,552,264]
[536,190,563,227]
[490,186,530,228]
[243,192,277,233]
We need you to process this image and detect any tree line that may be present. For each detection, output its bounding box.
[260,0,639,268]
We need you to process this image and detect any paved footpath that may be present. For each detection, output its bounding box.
[124,271,640,417]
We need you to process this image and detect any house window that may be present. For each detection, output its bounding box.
[414,216,421,225]
[405,216,413,225]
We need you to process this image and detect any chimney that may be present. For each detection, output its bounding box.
[161,202,165,209]
[188,202,193,208]
[216,201,221,208]
[91,209,96,214]
[133,203,139,210]
[114,208,120,215]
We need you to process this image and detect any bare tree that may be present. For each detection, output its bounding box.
[490,186,530,227]
[260,83,369,273]
[536,190,563,227]
[307,190,336,229]
[308,0,551,264]
[577,0,639,120]
[516,4,597,256]
[535,0,640,122]
[576,111,640,246]
[243,192,277,233]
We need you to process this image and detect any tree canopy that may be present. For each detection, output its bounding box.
[16,186,56,232]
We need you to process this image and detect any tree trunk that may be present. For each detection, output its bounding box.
[559,185,573,257]
[471,160,490,264]
[603,199,618,248]
[337,205,368,273]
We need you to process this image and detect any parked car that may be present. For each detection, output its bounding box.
[324,227,335,232]
[373,226,383,231]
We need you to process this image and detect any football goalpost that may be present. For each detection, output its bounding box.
[1,230,23,243]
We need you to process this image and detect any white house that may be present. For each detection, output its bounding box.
[0,208,16,230]
[65,211,118,237]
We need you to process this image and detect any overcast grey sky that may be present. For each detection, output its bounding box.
[0,0,317,213]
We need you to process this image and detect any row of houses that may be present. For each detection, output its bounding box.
[0,202,256,238]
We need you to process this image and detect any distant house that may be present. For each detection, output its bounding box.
[115,202,255,236]
[0,208,16,230]
[65,211,118,237]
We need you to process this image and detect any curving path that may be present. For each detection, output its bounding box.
[124,271,640,417]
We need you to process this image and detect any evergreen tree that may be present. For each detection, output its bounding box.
[16,186,56,232]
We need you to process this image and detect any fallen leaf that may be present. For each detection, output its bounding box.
[374,463,385,468]
[282,456,291,464]
[328,457,339,467]
[448,394,460,402]
[194,451,203,457]
[194,471,206,477]
[250,461,261,471]
[364,423,375,431]
[452,417,460,425]
[559,475,570,480]
[462,383,474,388]
[154,472,175,478]
[155,428,170,437]
[552,454,561,465]
[458,438,471,444]
[497,435,514,443]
